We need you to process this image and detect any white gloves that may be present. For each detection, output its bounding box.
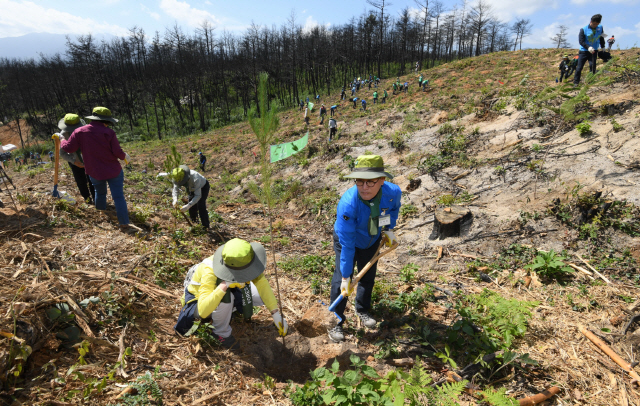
[588,46,595,53]
[272,311,288,336]
[382,230,398,247]
[180,204,189,213]
[340,278,352,297]
[124,153,132,165]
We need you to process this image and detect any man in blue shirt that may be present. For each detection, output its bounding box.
[574,14,606,87]
[328,155,401,343]
[198,152,206,171]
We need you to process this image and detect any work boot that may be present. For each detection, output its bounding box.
[328,325,345,343]
[218,334,237,349]
[356,311,377,329]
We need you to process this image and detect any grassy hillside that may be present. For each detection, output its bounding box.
[2,47,640,405]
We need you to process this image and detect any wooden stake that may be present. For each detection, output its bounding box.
[576,254,611,284]
[517,386,560,405]
[116,324,129,378]
[579,325,640,385]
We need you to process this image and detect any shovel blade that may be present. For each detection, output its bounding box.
[51,185,60,198]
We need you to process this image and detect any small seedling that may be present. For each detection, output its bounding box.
[576,121,592,136]
[525,250,574,279]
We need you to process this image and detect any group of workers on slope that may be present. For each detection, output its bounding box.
[53,107,212,233]
[302,69,431,142]
[173,153,400,349]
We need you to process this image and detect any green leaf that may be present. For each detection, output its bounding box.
[362,365,381,379]
[331,359,340,373]
[46,307,62,321]
[601,328,611,333]
[124,347,133,356]
[462,324,475,336]
[343,370,358,383]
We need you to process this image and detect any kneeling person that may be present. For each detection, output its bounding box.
[174,238,288,348]
[329,155,401,343]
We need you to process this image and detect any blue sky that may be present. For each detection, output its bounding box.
[0,0,639,49]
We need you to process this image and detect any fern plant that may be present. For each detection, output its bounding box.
[454,289,539,351]
[111,369,168,406]
[480,387,519,406]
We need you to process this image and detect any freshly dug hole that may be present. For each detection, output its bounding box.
[244,334,318,383]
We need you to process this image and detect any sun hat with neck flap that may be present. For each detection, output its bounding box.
[343,154,393,180]
[58,113,86,133]
[212,238,266,283]
[85,106,119,124]
[171,165,191,186]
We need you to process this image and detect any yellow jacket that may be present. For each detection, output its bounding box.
[186,256,278,318]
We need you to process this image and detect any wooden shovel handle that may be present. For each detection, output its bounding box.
[53,136,60,185]
[352,238,399,285]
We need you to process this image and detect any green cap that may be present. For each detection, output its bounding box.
[212,238,267,283]
[58,113,85,132]
[85,106,118,124]
[344,154,393,180]
[563,54,568,58]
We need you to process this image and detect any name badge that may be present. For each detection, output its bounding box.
[379,215,391,227]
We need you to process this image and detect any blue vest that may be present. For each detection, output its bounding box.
[580,24,603,52]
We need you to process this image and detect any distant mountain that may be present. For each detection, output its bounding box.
[0,33,116,60]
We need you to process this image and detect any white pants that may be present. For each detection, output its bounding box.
[211,282,264,338]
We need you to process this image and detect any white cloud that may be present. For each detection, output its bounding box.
[607,25,638,39]
[483,0,559,21]
[302,15,330,33]
[0,0,128,37]
[571,0,639,4]
[141,4,161,21]
[159,0,219,28]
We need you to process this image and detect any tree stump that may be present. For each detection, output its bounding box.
[430,206,472,240]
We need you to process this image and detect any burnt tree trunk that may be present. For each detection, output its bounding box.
[431,206,472,240]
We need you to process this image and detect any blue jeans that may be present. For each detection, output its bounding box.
[330,231,381,326]
[89,170,129,225]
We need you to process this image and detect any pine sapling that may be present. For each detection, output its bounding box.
[247,72,285,344]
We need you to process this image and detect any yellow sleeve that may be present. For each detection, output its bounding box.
[252,274,278,312]
[196,271,226,318]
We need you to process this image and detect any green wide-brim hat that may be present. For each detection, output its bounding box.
[343,154,393,180]
[58,113,86,132]
[212,239,267,283]
[85,106,119,124]
[172,165,190,186]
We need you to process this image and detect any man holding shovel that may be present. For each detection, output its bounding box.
[328,155,401,343]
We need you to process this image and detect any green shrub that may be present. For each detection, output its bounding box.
[524,250,574,279]
[288,355,518,406]
[611,118,624,132]
[399,204,418,218]
[576,121,592,136]
[400,263,419,282]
